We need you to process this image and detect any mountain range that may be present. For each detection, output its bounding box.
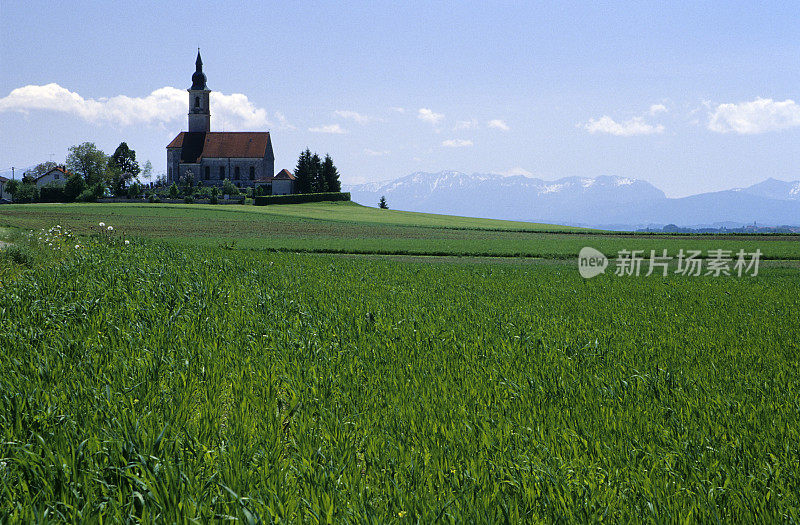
[345,172,800,230]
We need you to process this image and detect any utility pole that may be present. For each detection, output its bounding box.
[11,167,14,180]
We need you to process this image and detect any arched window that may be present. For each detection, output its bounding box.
[195,96,200,108]
[234,166,240,180]
[219,166,225,179]
[204,166,210,180]
[249,166,255,180]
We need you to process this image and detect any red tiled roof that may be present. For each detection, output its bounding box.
[167,132,273,163]
[274,169,295,180]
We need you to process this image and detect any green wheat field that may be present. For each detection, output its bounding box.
[1,203,799,522]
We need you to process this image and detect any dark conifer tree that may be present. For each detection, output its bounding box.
[310,153,324,192]
[294,149,314,193]
[321,154,341,193]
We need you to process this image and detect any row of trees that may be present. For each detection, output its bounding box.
[293,150,341,194]
[7,142,155,203]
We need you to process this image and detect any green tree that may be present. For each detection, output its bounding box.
[168,183,180,199]
[141,160,153,183]
[379,195,388,209]
[310,153,324,192]
[64,173,86,202]
[66,142,109,187]
[294,149,314,194]
[5,179,19,196]
[10,182,39,203]
[108,142,140,196]
[321,154,341,193]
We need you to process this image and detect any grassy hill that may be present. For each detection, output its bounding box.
[2,201,800,259]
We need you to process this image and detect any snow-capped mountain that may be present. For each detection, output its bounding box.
[344,171,800,229]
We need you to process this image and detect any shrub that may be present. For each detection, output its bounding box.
[209,195,218,204]
[222,180,240,196]
[184,195,194,204]
[76,189,96,202]
[127,182,144,199]
[148,195,161,203]
[253,192,350,206]
[168,183,180,199]
[9,182,38,203]
[64,174,86,202]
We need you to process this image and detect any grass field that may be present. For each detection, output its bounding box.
[2,202,800,259]
[1,204,799,521]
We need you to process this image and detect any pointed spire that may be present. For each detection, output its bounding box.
[191,49,208,90]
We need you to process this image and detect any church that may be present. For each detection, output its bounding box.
[166,51,295,195]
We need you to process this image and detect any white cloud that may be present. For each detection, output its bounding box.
[0,83,271,130]
[648,104,668,115]
[454,119,478,130]
[364,148,390,156]
[309,123,346,134]
[390,106,406,113]
[211,92,270,130]
[497,167,533,177]
[418,108,444,125]
[334,110,371,124]
[708,97,800,134]
[442,139,473,147]
[584,116,664,136]
[274,111,295,130]
[488,119,510,131]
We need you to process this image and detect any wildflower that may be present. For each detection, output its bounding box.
[75,245,80,249]
[99,222,105,227]
[107,226,114,231]
[124,240,130,245]
[398,511,407,518]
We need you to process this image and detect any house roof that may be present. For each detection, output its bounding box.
[167,132,273,163]
[274,169,295,180]
[253,169,296,184]
[0,176,8,183]
[37,167,71,181]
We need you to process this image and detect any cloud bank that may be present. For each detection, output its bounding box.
[309,123,346,134]
[418,108,444,125]
[584,115,664,136]
[0,83,271,130]
[442,139,473,147]
[488,119,510,131]
[708,97,800,134]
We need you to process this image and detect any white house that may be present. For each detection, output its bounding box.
[0,176,9,202]
[35,167,70,188]
[254,169,296,196]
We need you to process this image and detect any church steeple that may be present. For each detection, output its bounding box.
[188,49,210,132]
[191,49,208,90]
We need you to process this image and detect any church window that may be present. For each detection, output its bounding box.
[195,96,200,108]
[234,166,240,180]
[204,166,210,180]
[219,166,225,179]
[250,166,255,180]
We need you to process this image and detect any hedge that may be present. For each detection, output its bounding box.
[39,186,67,203]
[253,192,350,206]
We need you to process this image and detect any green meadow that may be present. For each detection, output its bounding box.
[1,202,799,259]
[1,203,799,522]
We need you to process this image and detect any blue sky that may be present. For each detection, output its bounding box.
[2,1,800,196]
